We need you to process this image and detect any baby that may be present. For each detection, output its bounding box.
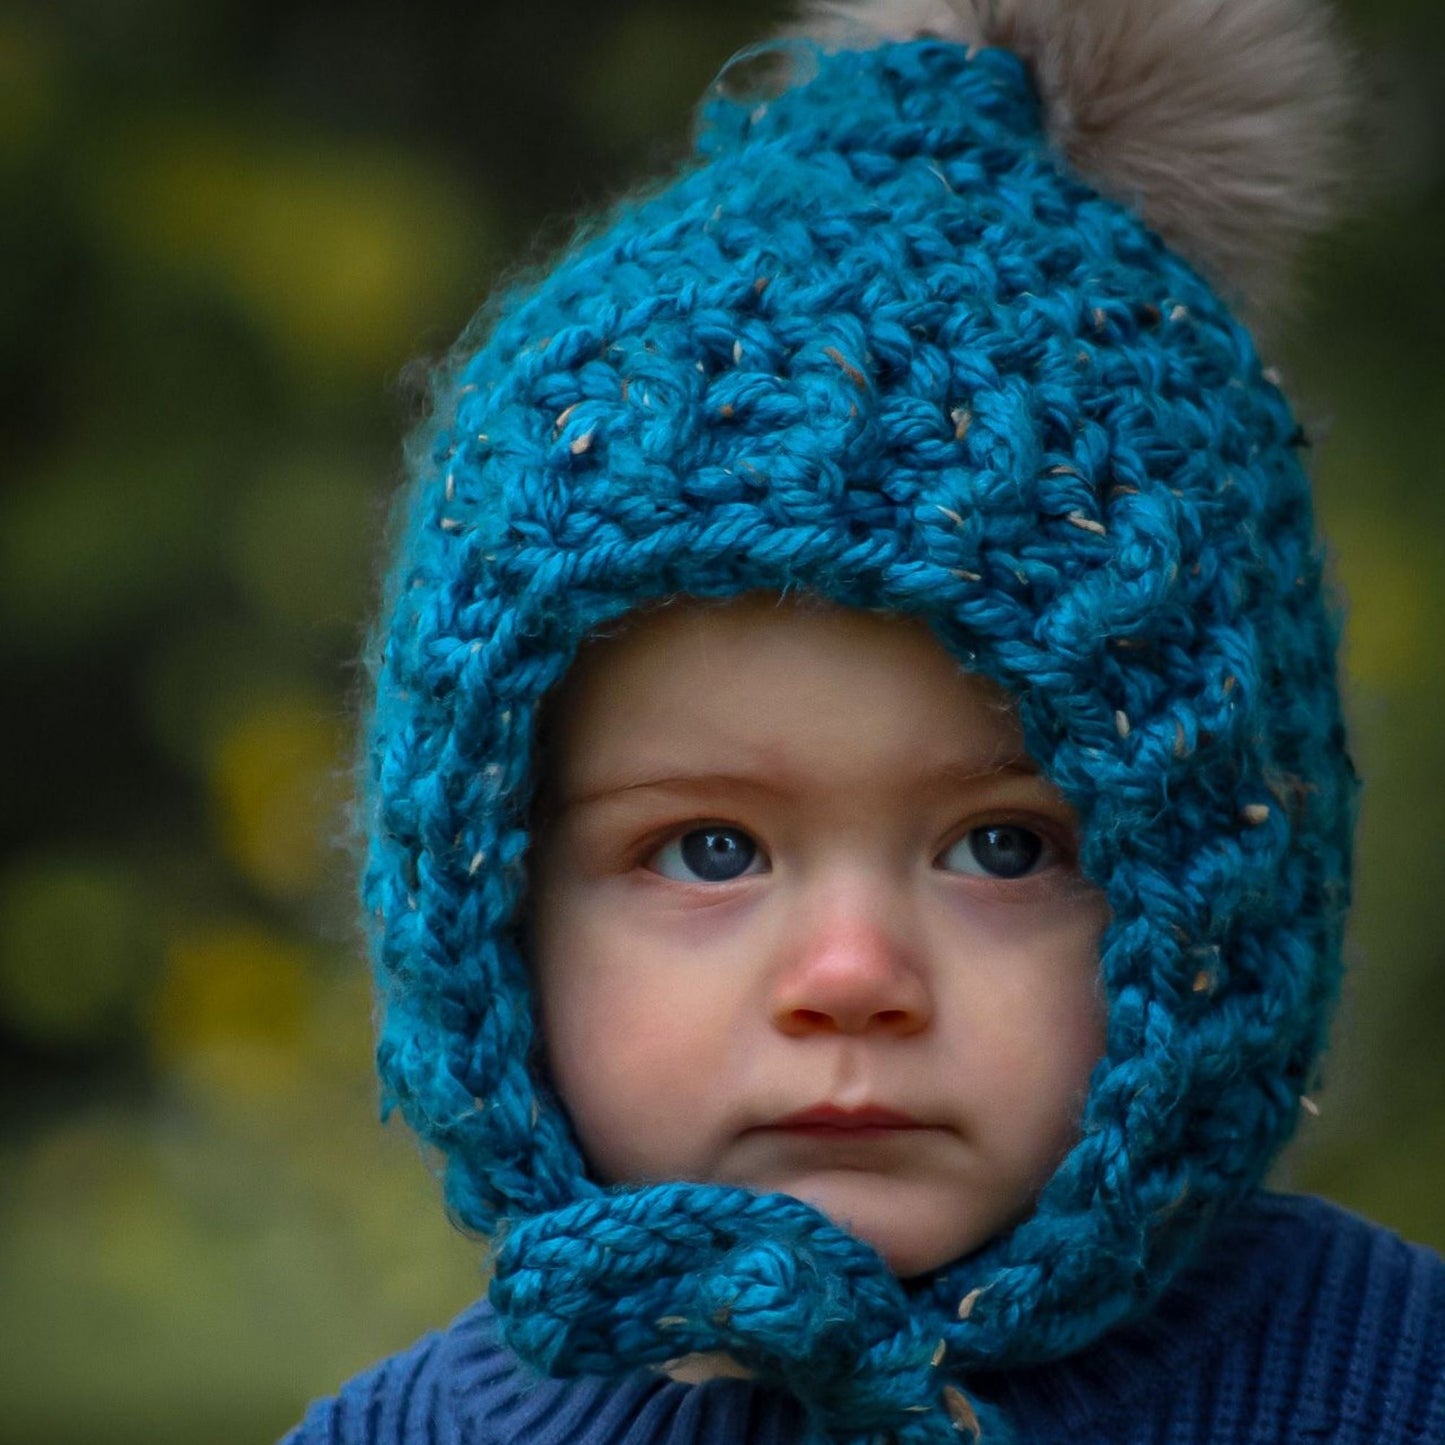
[287,0,1445,1441]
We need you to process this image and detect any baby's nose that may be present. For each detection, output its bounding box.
[769,895,931,1038]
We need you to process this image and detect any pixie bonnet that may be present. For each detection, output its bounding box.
[360,1,1358,1439]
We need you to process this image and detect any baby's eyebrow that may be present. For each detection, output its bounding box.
[934,753,1041,782]
[559,753,1041,811]
[560,771,796,811]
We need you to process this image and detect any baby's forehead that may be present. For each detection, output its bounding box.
[540,592,1032,801]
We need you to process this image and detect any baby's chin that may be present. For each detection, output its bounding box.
[774,1170,1017,1278]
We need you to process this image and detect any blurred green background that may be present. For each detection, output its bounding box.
[0,2,1441,1441]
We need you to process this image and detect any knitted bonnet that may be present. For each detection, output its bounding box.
[361,1,1358,1439]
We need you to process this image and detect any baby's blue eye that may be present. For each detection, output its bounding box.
[652,827,762,883]
[940,825,1047,879]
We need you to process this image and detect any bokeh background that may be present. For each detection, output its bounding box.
[1,1,1441,1441]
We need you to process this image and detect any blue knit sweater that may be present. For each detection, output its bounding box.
[284,1195,1444,1444]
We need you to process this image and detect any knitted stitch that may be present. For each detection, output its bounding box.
[361,27,1356,1444]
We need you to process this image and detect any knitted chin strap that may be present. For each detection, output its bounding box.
[493,1188,977,1442]
[362,5,1357,1440]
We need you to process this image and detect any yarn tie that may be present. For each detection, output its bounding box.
[491,1183,1008,1442]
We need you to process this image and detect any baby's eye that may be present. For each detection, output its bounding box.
[650,827,766,884]
[938,824,1051,880]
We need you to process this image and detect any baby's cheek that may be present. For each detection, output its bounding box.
[544,967,727,1186]
[1012,1023,1104,1176]
[967,979,1103,1172]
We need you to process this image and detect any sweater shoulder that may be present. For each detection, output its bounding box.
[279,1297,807,1445]
[1213,1193,1445,1442]
[278,1303,485,1445]
[1235,1190,1445,1349]
[1002,1192,1445,1444]
[1242,1192,1445,1438]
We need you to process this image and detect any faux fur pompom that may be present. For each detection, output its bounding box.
[794,0,1355,320]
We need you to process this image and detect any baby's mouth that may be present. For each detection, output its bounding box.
[762,1103,928,1139]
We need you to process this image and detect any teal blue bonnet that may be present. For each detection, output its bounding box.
[361,18,1356,1444]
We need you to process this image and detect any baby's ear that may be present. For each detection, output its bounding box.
[792,0,1357,324]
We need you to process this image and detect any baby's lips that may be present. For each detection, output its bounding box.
[766,1102,927,1130]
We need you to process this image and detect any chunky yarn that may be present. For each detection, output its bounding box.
[361,21,1356,1443]
[491,1186,980,1442]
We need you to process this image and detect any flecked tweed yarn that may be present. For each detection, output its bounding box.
[360,25,1357,1445]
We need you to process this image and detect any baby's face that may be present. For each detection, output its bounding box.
[531,595,1109,1277]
